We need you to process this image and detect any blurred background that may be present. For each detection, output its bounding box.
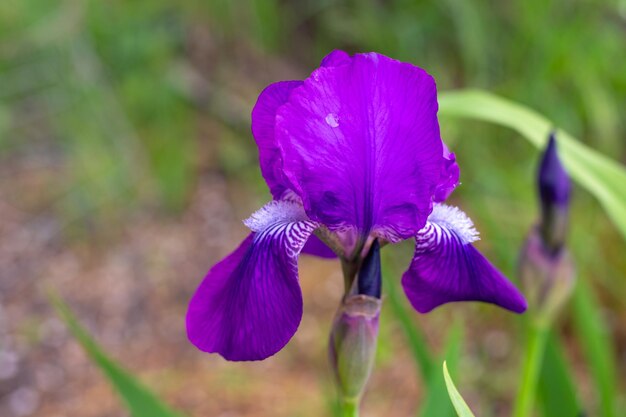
[1,0,625,416]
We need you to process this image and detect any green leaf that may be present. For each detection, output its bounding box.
[443,361,476,417]
[572,278,617,417]
[537,332,582,417]
[382,250,434,381]
[439,90,626,242]
[49,293,186,417]
[512,323,549,417]
[419,321,463,417]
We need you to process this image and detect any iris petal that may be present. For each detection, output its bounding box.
[186,201,318,361]
[276,52,444,244]
[402,204,527,313]
[320,50,352,67]
[434,144,460,202]
[251,80,303,199]
[301,234,337,258]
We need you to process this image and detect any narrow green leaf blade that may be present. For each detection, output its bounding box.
[439,89,626,242]
[383,251,434,381]
[443,361,476,417]
[537,332,582,417]
[50,294,185,417]
[572,279,617,417]
[419,321,463,417]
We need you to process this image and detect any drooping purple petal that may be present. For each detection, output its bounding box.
[433,143,460,202]
[279,191,337,259]
[186,201,318,361]
[402,204,527,313]
[301,234,337,258]
[251,80,303,199]
[276,52,444,244]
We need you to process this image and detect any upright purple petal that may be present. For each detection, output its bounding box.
[433,143,460,202]
[186,201,318,361]
[321,50,352,67]
[276,52,444,244]
[251,80,303,199]
[402,204,527,313]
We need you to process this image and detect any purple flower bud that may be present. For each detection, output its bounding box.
[519,228,575,325]
[329,294,381,403]
[538,133,572,251]
[329,240,382,407]
[520,133,575,322]
[357,239,381,298]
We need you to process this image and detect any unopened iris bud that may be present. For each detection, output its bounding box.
[329,240,382,408]
[357,239,382,298]
[329,296,381,403]
[538,132,571,252]
[519,228,575,325]
[520,133,575,324]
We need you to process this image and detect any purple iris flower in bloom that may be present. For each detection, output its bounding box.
[187,50,527,361]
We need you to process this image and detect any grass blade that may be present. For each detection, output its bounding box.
[443,361,476,417]
[537,332,582,417]
[382,251,434,381]
[571,278,617,417]
[49,293,185,417]
[419,321,463,417]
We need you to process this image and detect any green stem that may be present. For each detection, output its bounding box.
[382,253,434,381]
[340,397,359,417]
[341,259,359,294]
[512,321,549,417]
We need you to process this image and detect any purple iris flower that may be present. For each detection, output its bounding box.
[187,51,527,361]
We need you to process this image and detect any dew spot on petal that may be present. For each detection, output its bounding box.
[325,113,339,128]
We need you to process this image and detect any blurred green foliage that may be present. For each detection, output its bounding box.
[51,293,186,417]
[1,0,194,230]
[2,0,625,228]
[537,333,580,417]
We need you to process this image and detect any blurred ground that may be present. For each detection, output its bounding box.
[0,172,428,417]
[1,0,625,416]
[0,172,533,417]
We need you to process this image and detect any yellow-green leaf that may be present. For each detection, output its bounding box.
[443,361,476,417]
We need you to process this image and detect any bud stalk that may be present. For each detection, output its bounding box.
[329,240,382,416]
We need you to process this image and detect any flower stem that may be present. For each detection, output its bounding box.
[512,320,549,417]
[341,259,359,293]
[340,397,359,417]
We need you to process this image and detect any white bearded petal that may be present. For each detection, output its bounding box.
[244,200,311,232]
[423,203,479,245]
